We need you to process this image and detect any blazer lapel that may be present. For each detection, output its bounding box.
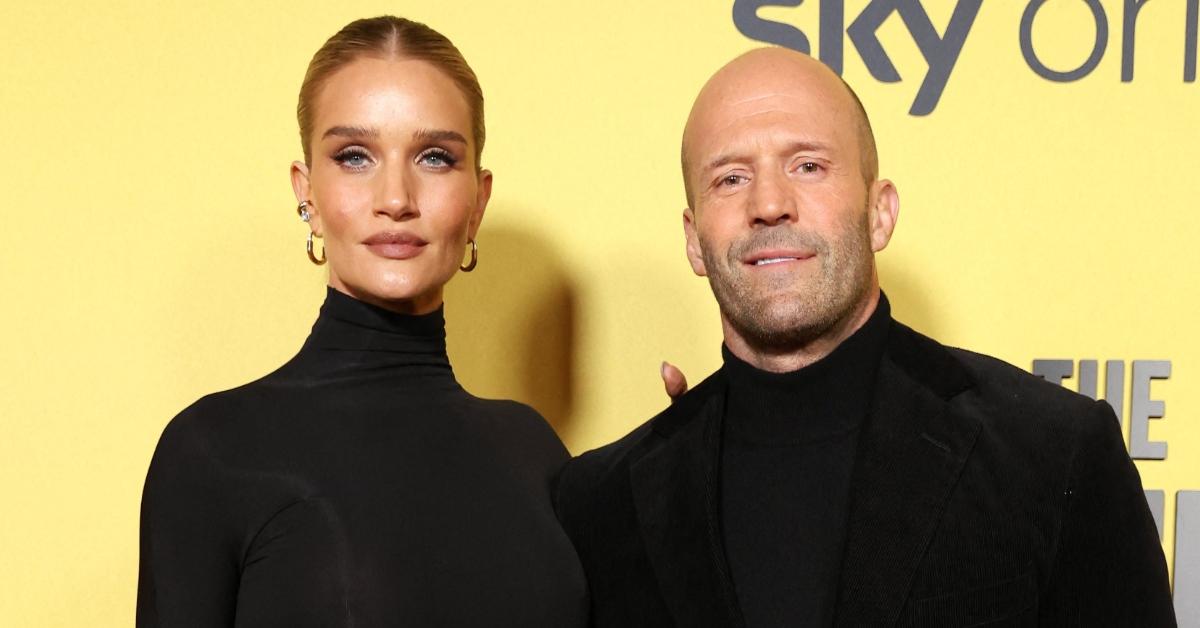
[834,337,981,627]
[629,382,743,628]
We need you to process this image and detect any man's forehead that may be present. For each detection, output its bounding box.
[686,58,857,142]
[686,90,854,162]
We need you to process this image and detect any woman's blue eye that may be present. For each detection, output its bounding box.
[334,149,371,169]
[420,149,457,168]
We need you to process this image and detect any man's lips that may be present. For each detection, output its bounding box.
[363,232,428,260]
[742,249,816,267]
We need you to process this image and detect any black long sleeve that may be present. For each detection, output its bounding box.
[137,288,588,628]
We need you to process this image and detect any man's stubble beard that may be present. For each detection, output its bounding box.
[700,209,875,354]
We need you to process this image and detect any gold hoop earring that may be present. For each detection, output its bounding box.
[460,238,478,272]
[307,232,326,266]
[297,200,326,265]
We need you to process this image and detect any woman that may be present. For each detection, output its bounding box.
[137,16,587,627]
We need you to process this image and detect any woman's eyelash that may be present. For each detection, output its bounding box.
[333,148,371,167]
[330,146,458,169]
[420,148,458,167]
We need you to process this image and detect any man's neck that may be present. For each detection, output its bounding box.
[722,289,882,373]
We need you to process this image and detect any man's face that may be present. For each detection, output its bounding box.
[682,62,886,351]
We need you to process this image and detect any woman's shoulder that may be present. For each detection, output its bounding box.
[152,379,282,462]
[463,395,569,456]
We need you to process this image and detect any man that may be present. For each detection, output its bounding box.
[553,48,1174,627]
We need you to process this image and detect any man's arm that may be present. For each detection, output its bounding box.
[1039,400,1176,626]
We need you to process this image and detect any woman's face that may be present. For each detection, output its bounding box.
[292,56,491,314]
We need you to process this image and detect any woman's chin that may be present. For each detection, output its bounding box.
[335,277,442,313]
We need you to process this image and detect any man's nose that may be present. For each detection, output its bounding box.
[747,169,795,227]
[375,162,418,220]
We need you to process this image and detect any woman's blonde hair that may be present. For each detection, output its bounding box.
[297,16,485,168]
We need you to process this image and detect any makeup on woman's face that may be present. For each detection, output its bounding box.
[293,56,490,314]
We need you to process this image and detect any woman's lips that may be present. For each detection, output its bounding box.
[363,232,428,260]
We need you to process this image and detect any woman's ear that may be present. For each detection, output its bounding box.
[469,168,493,240]
[290,160,322,235]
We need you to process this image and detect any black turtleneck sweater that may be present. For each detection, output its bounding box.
[720,297,890,628]
[137,288,588,628]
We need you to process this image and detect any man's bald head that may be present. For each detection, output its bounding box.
[681,47,878,208]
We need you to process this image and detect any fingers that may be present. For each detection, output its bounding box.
[661,361,689,400]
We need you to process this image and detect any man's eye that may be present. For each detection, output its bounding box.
[798,162,821,173]
[720,174,745,187]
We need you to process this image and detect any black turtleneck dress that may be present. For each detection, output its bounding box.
[137,288,588,628]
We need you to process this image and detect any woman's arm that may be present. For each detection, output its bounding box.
[137,413,239,627]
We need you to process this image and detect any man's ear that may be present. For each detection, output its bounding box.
[290,161,323,236]
[468,168,493,240]
[683,207,708,276]
[867,179,899,253]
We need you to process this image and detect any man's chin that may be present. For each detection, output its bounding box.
[731,308,830,351]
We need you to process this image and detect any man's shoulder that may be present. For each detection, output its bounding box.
[557,370,724,494]
[558,420,656,489]
[889,321,1109,458]
[890,323,1128,531]
[891,320,1098,414]
[946,343,1100,422]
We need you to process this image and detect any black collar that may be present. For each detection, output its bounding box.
[281,287,455,383]
[721,294,892,444]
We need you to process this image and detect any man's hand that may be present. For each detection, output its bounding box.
[661,361,689,400]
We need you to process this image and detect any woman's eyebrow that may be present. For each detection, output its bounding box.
[321,125,380,140]
[413,128,467,144]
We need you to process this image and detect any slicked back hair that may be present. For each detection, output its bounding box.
[297,16,485,169]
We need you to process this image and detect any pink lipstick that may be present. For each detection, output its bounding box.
[363,232,428,260]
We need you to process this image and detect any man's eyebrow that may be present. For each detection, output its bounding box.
[704,141,833,172]
[780,140,832,156]
[413,128,467,144]
[321,125,380,140]
[705,152,745,173]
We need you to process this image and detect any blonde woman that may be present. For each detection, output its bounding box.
[137,17,587,627]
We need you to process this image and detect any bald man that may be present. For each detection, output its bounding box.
[554,48,1174,627]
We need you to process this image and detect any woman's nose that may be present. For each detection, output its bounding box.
[375,163,418,220]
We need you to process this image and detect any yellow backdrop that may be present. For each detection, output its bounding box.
[1,1,1196,625]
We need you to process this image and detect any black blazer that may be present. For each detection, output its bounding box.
[554,320,1174,627]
